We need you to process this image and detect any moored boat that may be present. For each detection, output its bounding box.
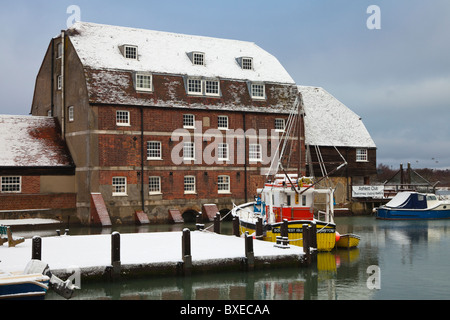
[0,271,50,300]
[376,192,450,220]
[232,175,338,252]
[336,233,361,249]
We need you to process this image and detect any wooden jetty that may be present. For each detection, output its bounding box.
[1,221,315,283]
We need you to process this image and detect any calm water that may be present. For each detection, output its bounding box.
[38,216,450,300]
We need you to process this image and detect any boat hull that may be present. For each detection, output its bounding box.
[376,208,450,220]
[0,274,49,300]
[336,234,360,249]
[238,219,336,252]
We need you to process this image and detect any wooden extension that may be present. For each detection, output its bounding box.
[0,226,25,248]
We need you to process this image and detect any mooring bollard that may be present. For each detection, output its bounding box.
[214,213,221,234]
[233,216,240,237]
[281,219,288,238]
[244,232,254,270]
[182,228,192,275]
[32,236,42,261]
[196,214,204,231]
[310,221,317,250]
[111,232,121,279]
[302,224,311,265]
[256,217,263,240]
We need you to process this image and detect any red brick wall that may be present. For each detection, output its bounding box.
[0,193,76,211]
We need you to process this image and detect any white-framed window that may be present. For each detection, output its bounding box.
[124,45,138,60]
[187,78,203,95]
[251,83,265,99]
[1,177,21,193]
[249,144,262,162]
[205,80,220,96]
[112,177,127,196]
[218,115,229,130]
[68,106,74,122]
[57,75,62,90]
[184,176,196,194]
[275,118,285,132]
[356,149,368,162]
[192,52,205,66]
[183,142,195,161]
[136,73,152,92]
[147,141,162,160]
[242,57,253,70]
[149,176,161,195]
[116,111,130,126]
[183,114,195,129]
[218,175,231,194]
[218,143,229,161]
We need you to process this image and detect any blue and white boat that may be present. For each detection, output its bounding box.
[376,192,450,220]
[0,271,50,300]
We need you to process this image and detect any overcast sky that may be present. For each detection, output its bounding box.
[1,0,449,170]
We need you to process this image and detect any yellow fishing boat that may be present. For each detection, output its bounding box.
[336,233,361,249]
[232,176,339,252]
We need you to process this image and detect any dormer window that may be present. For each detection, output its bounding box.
[135,73,153,92]
[123,45,138,60]
[250,83,265,100]
[242,57,253,70]
[188,52,205,66]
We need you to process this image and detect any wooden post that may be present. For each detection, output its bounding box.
[182,228,192,275]
[214,213,221,234]
[244,232,254,270]
[302,224,311,264]
[111,232,121,279]
[32,236,42,261]
[196,214,204,231]
[310,221,317,250]
[256,217,263,240]
[233,216,240,237]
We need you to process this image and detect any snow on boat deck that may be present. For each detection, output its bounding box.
[1,231,304,278]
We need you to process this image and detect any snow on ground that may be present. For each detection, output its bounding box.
[0,231,303,274]
[0,219,61,226]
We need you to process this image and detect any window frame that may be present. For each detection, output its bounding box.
[204,80,220,97]
[218,115,229,130]
[112,177,127,196]
[192,52,205,66]
[187,78,203,95]
[275,118,285,132]
[116,110,130,127]
[241,57,253,70]
[148,176,162,195]
[184,176,196,194]
[218,175,231,194]
[218,143,229,161]
[250,83,265,100]
[68,106,74,122]
[183,142,196,161]
[124,45,138,60]
[147,141,162,160]
[183,114,195,129]
[249,144,262,162]
[135,73,153,92]
[356,149,369,162]
[1,176,21,193]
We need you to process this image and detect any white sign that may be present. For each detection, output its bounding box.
[352,186,384,198]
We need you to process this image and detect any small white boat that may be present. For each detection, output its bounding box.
[0,261,50,300]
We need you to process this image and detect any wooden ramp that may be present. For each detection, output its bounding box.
[90,193,112,227]
[169,209,184,223]
[135,211,150,225]
[202,204,219,222]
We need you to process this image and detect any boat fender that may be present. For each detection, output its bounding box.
[335,232,341,242]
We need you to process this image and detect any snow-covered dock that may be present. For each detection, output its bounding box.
[1,231,305,281]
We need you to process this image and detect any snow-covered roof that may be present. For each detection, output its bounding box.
[0,115,74,168]
[67,22,295,84]
[299,86,376,148]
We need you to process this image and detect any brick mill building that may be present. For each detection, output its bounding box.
[30,22,301,225]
